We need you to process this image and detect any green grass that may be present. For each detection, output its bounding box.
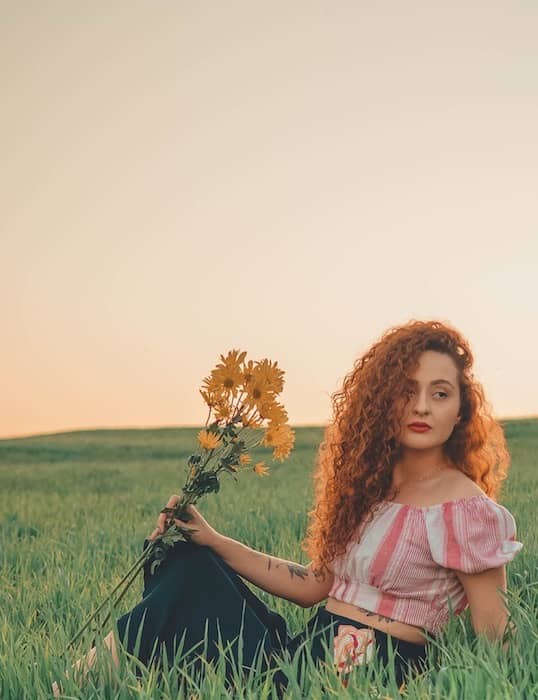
[0,422,536,699]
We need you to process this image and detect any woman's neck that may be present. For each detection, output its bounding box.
[392,449,453,485]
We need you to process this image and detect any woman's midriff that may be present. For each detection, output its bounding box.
[325,597,428,645]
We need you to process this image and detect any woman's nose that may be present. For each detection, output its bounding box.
[412,391,430,414]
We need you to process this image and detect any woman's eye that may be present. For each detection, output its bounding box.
[405,390,448,399]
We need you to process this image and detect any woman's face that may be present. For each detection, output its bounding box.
[394,350,461,449]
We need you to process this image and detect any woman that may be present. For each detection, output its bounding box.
[58,319,524,695]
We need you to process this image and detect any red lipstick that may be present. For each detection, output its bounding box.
[408,422,431,432]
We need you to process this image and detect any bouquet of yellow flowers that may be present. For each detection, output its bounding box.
[68,349,295,649]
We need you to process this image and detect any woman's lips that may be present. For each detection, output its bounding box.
[408,425,431,432]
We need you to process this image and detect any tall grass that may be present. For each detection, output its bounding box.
[0,422,536,699]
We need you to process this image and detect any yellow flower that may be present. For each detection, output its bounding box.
[240,410,263,428]
[197,429,221,450]
[243,358,285,408]
[189,466,197,479]
[261,422,293,447]
[273,439,294,462]
[244,380,273,408]
[210,349,246,396]
[258,400,288,425]
[239,453,251,465]
[241,359,256,387]
[253,462,270,477]
[199,388,215,407]
[254,359,285,393]
[213,398,233,422]
[199,382,227,408]
[261,423,295,462]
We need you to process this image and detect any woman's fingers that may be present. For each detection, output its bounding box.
[166,493,182,508]
[157,512,169,533]
[147,527,160,541]
[173,518,199,541]
[173,518,190,528]
[149,494,186,540]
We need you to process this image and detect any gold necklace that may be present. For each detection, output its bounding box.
[392,463,447,497]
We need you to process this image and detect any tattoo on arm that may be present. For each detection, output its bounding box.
[286,563,309,580]
[274,561,309,580]
[262,553,326,583]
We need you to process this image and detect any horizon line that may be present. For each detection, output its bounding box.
[2,414,538,442]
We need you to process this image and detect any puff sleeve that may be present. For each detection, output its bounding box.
[424,496,524,574]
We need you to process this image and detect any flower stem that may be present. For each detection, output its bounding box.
[66,539,157,650]
[88,547,151,640]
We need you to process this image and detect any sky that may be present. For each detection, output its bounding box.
[2,1,537,440]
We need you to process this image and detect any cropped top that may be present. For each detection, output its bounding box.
[327,494,523,635]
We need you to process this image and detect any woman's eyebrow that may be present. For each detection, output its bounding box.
[410,378,455,388]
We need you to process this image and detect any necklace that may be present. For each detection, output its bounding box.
[391,463,447,497]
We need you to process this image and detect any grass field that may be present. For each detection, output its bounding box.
[0,421,536,699]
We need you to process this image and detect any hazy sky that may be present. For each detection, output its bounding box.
[2,1,537,439]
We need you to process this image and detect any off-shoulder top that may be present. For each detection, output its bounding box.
[327,494,523,635]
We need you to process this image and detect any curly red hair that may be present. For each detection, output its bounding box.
[301,319,511,577]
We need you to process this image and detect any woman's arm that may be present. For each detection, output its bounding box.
[149,496,334,608]
[455,565,513,650]
[210,532,334,608]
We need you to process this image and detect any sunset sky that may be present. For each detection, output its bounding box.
[3,1,537,439]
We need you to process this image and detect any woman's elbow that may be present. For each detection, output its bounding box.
[299,591,329,608]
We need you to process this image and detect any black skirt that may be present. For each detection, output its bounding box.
[115,539,431,694]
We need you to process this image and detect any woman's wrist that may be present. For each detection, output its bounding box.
[207,530,227,552]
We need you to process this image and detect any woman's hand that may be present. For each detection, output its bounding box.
[148,493,182,541]
[172,503,221,548]
[148,494,221,548]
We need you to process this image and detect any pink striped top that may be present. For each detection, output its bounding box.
[327,494,523,635]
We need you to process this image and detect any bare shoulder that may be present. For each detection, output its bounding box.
[442,468,486,500]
